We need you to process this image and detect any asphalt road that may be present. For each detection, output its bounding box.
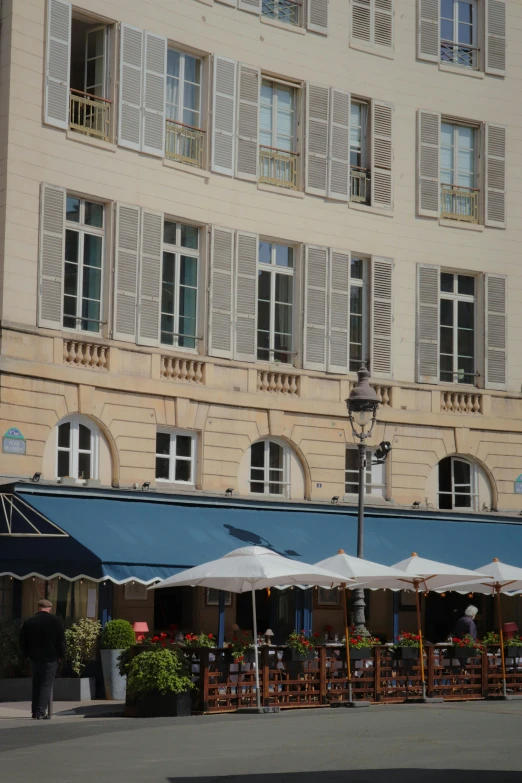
[1,701,521,782]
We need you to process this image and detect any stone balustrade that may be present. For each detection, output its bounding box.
[441,391,482,414]
[161,356,205,384]
[257,370,300,396]
[63,340,109,370]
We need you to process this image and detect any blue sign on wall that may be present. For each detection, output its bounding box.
[515,475,522,495]
[3,428,26,455]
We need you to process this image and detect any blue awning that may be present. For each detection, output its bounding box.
[2,486,522,583]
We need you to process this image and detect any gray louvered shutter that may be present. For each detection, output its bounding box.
[486,0,506,76]
[137,210,162,346]
[418,0,439,63]
[212,56,237,177]
[113,204,140,342]
[485,274,507,390]
[209,226,234,358]
[351,0,371,43]
[485,123,506,229]
[303,245,328,371]
[327,249,350,374]
[234,231,258,362]
[236,64,259,182]
[44,0,71,129]
[238,0,261,12]
[142,32,166,157]
[328,88,350,201]
[417,109,440,218]
[305,84,329,197]
[38,184,65,329]
[307,0,329,34]
[417,263,440,383]
[118,25,143,152]
[371,256,393,378]
[375,0,393,50]
[371,100,393,209]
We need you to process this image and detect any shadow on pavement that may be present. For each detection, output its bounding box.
[54,704,124,719]
[168,772,520,782]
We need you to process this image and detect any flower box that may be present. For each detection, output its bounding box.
[136,689,192,718]
[349,648,372,660]
[283,649,316,663]
[448,646,478,660]
[505,646,522,659]
[393,647,419,660]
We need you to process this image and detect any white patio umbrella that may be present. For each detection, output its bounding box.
[437,558,522,697]
[355,552,493,700]
[150,546,350,710]
[314,549,411,701]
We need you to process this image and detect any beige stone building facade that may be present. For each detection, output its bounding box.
[0,0,521,636]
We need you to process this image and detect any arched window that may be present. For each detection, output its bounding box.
[250,440,289,497]
[56,416,99,480]
[438,456,478,510]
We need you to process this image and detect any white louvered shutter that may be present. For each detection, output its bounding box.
[142,32,166,157]
[328,88,350,201]
[417,110,440,218]
[416,264,440,383]
[371,100,393,209]
[44,0,71,129]
[234,232,258,362]
[375,0,393,50]
[212,56,237,177]
[485,274,507,390]
[238,0,261,12]
[119,25,143,152]
[371,257,393,378]
[418,0,439,62]
[303,245,328,371]
[305,84,329,197]
[137,210,163,346]
[236,65,260,182]
[485,123,506,229]
[351,0,371,43]
[113,204,140,343]
[209,227,234,358]
[38,184,65,329]
[485,0,506,77]
[307,0,329,35]
[327,250,350,374]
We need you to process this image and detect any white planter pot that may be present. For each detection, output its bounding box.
[100,649,127,700]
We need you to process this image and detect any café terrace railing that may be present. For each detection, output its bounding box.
[69,89,111,142]
[181,645,522,713]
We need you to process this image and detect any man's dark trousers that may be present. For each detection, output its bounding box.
[30,660,58,717]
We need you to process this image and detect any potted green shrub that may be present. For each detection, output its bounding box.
[393,632,421,660]
[100,619,136,700]
[58,618,101,700]
[127,647,193,717]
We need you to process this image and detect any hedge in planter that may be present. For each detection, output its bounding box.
[100,620,136,700]
[127,647,193,718]
[60,618,101,700]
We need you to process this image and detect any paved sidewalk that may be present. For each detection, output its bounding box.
[0,700,124,720]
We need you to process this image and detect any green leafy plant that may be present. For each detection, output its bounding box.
[483,631,522,648]
[286,630,317,656]
[100,619,136,650]
[127,647,193,696]
[117,646,133,677]
[346,634,380,649]
[505,635,522,647]
[183,633,216,648]
[65,618,101,677]
[0,618,26,677]
[394,632,421,648]
[228,631,252,663]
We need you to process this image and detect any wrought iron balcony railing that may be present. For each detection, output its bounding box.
[440,183,479,224]
[440,40,479,70]
[350,166,370,204]
[69,89,111,141]
[259,146,299,190]
[165,119,205,167]
[262,0,301,25]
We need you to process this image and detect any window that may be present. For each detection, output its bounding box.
[438,456,477,509]
[64,196,104,333]
[165,49,204,167]
[349,257,368,371]
[350,100,370,204]
[56,417,98,480]
[345,448,385,497]
[261,0,300,26]
[441,0,478,69]
[257,242,294,363]
[69,18,111,141]
[250,440,288,497]
[206,589,232,606]
[440,122,478,223]
[155,431,196,484]
[439,272,475,384]
[259,79,298,190]
[161,221,199,350]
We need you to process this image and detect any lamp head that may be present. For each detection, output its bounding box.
[346,365,379,427]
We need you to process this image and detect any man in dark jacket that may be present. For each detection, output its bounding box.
[20,599,66,719]
[454,604,478,641]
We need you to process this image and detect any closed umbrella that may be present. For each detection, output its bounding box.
[151,546,350,710]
